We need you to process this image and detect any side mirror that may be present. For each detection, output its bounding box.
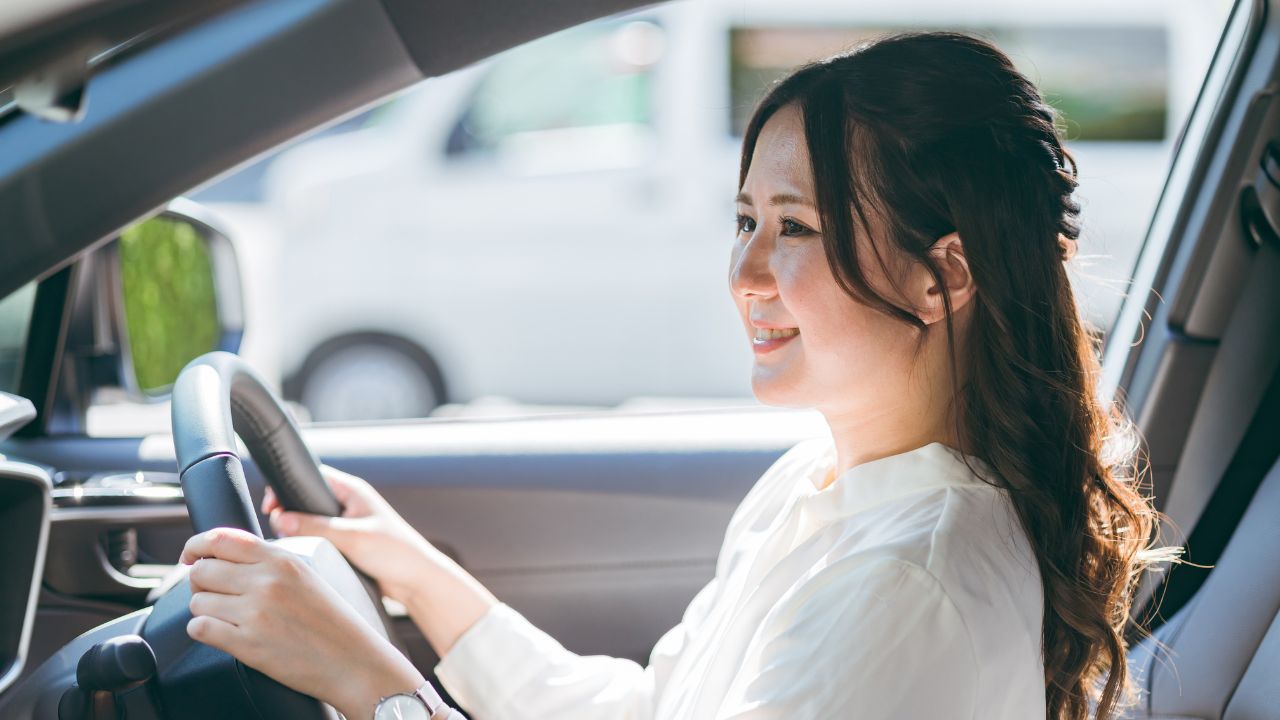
[107,198,244,398]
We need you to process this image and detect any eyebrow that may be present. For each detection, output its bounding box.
[734,192,815,208]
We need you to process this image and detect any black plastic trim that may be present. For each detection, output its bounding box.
[376,0,653,76]
[13,267,74,439]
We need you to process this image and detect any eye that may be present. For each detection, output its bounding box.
[780,217,814,237]
[735,214,757,235]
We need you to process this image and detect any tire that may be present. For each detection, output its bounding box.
[292,336,446,422]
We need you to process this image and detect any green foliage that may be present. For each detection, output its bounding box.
[119,217,220,393]
[1047,91,1166,142]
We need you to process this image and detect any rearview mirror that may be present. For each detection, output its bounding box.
[108,199,244,397]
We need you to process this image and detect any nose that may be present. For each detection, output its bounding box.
[729,233,776,299]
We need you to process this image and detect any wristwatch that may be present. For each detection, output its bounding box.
[372,681,465,720]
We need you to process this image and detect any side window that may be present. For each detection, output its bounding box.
[0,282,37,394]
[154,5,1234,431]
[445,20,664,170]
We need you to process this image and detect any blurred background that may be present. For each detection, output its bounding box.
[87,0,1236,435]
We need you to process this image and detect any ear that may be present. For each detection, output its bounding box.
[915,231,976,326]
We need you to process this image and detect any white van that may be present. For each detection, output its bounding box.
[257,0,1224,421]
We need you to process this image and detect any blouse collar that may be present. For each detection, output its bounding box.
[798,438,997,521]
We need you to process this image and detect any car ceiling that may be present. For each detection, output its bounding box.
[0,0,651,302]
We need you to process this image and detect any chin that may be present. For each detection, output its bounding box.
[750,372,810,408]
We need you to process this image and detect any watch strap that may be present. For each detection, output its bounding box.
[413,682,445,713]
[416,681,468,720]
[429,706,466,720]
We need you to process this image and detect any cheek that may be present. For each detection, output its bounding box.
[778,249,856,341]
[783,252,909,372]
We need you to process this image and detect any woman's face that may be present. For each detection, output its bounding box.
[729,103,931,421]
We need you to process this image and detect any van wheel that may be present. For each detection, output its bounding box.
[293,337,446,422]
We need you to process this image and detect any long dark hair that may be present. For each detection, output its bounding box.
[739,32,1167,719]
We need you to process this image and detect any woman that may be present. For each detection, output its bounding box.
[179,31,1166,719]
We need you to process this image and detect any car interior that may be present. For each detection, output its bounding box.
[0,0,1275,718]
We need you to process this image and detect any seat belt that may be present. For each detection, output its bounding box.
[1129,179,1280,638]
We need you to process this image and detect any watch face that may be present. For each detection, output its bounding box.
[374,693,431,720]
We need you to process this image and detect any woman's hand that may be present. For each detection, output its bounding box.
[263,465,499,656]
[262,464,433,605]
[180,527,425,720]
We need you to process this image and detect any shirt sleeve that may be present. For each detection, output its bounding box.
[431,438,834,719]
[714,558,979,720]
[434,577,721,720]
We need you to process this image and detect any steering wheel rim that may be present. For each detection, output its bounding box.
[171,351,340,535]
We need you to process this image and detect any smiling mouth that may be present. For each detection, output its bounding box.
[752,327,799,342]
[751,328,799,355]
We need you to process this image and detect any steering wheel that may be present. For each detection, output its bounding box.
[140,351,398,719]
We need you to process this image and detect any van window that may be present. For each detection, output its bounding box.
[729,24,1168,141]
[446,19,664,167]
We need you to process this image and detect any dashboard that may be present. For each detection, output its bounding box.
[0,390,191,718]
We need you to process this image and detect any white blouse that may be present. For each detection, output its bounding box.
[434,438,1047,719]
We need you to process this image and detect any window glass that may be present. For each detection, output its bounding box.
[0,282,36,394]
[446,19,662,167]
[101,1,1236,434]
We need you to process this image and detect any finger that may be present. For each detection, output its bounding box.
[261,487,278,515]
[318,464,372,506]
[186,614,240,653]
[268,508,293,538]
[188,558,247,595]
[270,508,360,540]
[181,527,267,565]
[188,591,244,628]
